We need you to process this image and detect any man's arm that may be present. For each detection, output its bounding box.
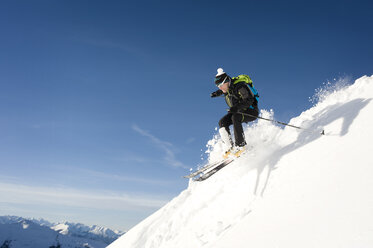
[211,89,223,98]
[234,85,255,110]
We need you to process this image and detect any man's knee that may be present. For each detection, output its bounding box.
[219,116,230,128]
[219,119,226,128]
[231,113,243,123]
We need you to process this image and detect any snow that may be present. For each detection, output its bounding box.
[109,75,373,248]
[0,216,124,248]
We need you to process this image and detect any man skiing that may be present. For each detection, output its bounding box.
[211,68,259,158]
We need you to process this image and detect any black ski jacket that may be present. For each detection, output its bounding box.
[213,82,258,111]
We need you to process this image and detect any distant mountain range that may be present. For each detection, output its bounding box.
[0,216,124,248]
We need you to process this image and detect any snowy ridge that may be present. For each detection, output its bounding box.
[50,221,123,244]
[108,75,373,248]
[0,216,124,248]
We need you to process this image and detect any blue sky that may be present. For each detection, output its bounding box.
[0,0,372,230]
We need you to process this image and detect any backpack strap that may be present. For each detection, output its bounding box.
[248,84,259,101]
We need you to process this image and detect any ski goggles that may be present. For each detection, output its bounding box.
[215,75,230,87]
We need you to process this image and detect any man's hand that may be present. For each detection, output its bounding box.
[211,90,223,98]
[228,106,238,113]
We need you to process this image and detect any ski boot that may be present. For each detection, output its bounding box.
[223,146,245,159]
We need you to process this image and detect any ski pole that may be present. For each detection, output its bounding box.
[237,111,325,135]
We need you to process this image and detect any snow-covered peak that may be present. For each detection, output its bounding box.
[50,221,124,243]
[108,75,373,248]
[51,223,70,235]
[29,217,54,227]
[0,216,125,248]
[0,216,24,224]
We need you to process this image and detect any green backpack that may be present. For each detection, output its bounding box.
[232,75,259,102]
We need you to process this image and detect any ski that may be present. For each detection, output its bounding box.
[194,158,234,181]
[183,159,229,179]
[185,147,247,181]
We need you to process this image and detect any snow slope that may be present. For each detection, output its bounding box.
[108,76,373,248]
[0,216,124,248]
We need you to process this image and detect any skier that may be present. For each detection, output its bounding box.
[211,68,259,158]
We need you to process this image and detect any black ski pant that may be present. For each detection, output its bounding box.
[219,108,259,147]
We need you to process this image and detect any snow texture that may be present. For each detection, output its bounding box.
[0,216,124,248]
[111,76,373,247]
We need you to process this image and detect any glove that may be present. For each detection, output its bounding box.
[211,90,222,98]
[228,106,238,113]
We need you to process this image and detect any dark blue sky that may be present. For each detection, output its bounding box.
[0,0,372,229]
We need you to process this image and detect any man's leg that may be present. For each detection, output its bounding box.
[242,108,259,123]
[232,108,259,147]
[231,113,246,147]
[219,113,233,148]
